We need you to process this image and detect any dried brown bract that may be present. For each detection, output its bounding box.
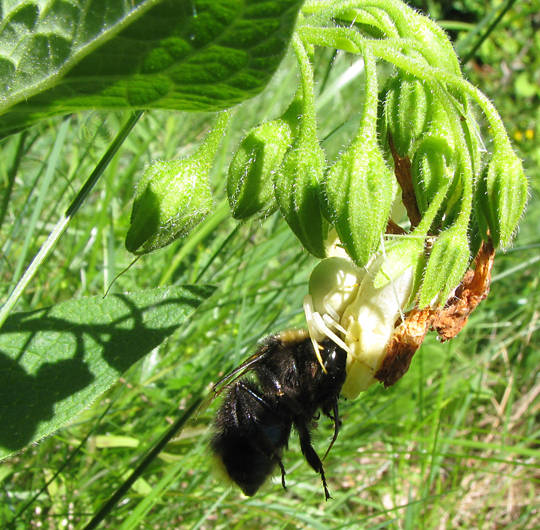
[375,241,495,387]
[431,240,495,341]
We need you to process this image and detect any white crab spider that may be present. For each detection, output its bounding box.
[304,237,415,399]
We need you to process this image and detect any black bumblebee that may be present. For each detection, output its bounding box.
[211,330,347,500]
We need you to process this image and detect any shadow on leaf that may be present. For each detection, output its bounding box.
[0,285,213,457]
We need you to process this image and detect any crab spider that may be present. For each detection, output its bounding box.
[303,256,360,369]
[304,245,415,399]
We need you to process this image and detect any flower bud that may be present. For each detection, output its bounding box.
[227,119,292,220]
[475,146,527,249]
[411,97,457,219]
[274,132,328,258]
[324,136,395,266]
[126,112,229,255]
[462,107,484,178]
[384,74,429,158]
[418,227,470,308]
[125,159,213,254]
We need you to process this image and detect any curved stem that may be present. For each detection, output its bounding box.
[356,45,379,140]
[197,111,231,170]
[291,34,318,139]
[300,25,511,148]
[303,0,410,35]
[365,39,511,147]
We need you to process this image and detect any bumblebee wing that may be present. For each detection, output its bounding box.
[192,351,265,419]
[210,335,281,399]
[211,352,265,397]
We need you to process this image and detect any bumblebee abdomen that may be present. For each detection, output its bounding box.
[212,380,291,496]
[212,432,277,496]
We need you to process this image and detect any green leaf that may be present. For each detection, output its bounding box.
[0,0,302,136]
[0,284,214,460]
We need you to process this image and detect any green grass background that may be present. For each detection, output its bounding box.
[1,1,538,528]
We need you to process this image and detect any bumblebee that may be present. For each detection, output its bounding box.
[211,329,347,500]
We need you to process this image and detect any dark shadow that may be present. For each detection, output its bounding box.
[0,285,213,454]
[124,185,161,254]
[0,350,93,451]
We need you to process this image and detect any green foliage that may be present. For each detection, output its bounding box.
[0,0,302,136]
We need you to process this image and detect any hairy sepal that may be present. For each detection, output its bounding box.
[126,159,212,254]
[476,147,528,249]
[384,74,429,158]
[419,227,470,308]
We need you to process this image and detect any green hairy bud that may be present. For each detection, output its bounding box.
[273,38,328,259]
[411,94,457,220]
[126,112,229,254]
[125,158,213,255]
[384,73,429,158]
[227,119,293,220]
[325,136,395,266]
[419,227,470,307]
[274,132,328,258]
[476,145,528,249]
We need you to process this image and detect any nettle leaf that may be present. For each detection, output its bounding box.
[0,0,302,136]
[0,284,214,460]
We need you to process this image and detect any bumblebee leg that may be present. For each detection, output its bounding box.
[236,380,273,412]
[277,458,287,491]
[295,421,331,500]
[323,400,341,460]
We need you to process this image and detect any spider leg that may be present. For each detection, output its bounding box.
[312,311,349,353]
[322,311,348,336]
[303,295,327,372]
